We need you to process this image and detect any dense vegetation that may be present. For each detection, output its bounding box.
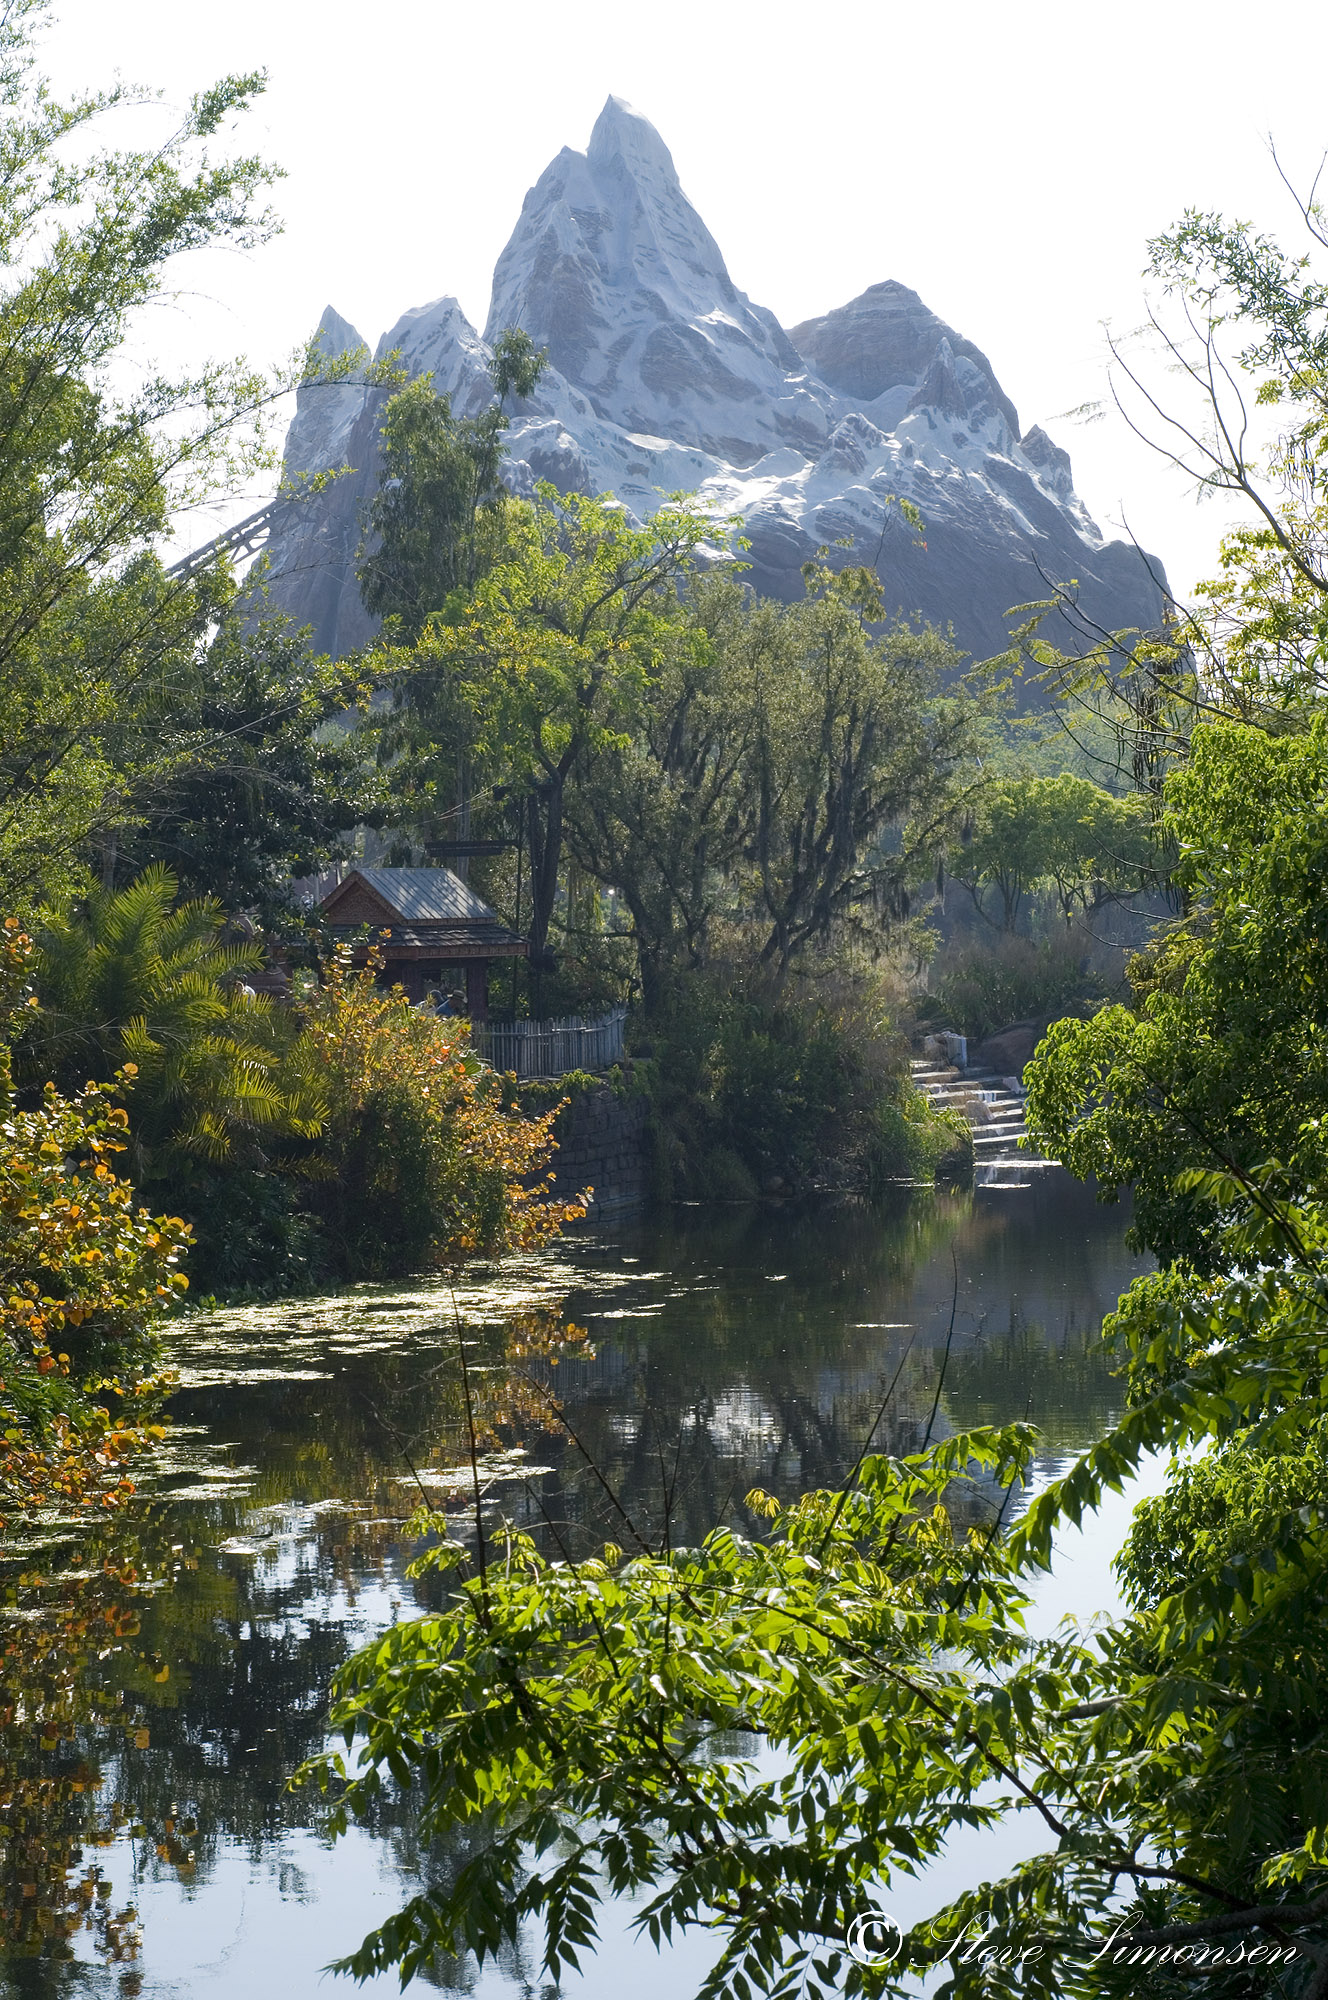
[301,149,1328,2000]
[0,7,579,1515]
[16,1,1328,1994]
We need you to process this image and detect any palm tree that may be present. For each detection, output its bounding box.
[25,866,324,1183]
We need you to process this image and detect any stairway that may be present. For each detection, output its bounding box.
[910,1058,1058,1188]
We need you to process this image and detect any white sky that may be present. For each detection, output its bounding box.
[39,0,1328,599]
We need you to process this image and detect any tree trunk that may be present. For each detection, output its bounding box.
[454,751,471,883]
[525,779,564,958]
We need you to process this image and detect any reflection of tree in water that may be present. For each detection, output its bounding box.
[941,1309,1123,1453]
[504,1187,1134,1552]
[0,1532,174,1991]
[0,1500,550,1997]
[0,1179,1143,1992]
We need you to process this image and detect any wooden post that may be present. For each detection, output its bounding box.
[465,961,489,1022]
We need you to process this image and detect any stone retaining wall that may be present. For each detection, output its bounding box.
[548,1084,650,1222]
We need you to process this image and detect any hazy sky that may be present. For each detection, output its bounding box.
[39,0,1328,597]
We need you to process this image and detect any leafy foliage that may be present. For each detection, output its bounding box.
[1024,717,1328,1268]
[23,866,323,1187]
[0,8,269,908]
[401,485,718,962]
[0,2,391,914]
[564,560,980,1014]
[302,1188,1328,2000]
[1016,176,1328,791]
[297,949,585,1277]
[948,774,1155,931]
[0,923,190,1522]
[358,378,514,640]
[106,617,386,924]
[741,564,973,979]
[639,959,953,1200]
[931,932,1099,1045]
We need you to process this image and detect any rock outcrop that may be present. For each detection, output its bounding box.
[254,97,1168,665]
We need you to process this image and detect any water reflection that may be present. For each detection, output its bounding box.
[0,1176,1147,1998]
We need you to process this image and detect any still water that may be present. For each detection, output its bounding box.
[1,1176,1149,1999]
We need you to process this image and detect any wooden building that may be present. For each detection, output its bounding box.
[318,866,526,1019]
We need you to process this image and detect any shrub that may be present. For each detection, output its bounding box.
[511,1069,602,1140]
[0,925,191,1522]
[641,962,962,1197]
[25,865,324,1184]
[297,951,585,1278]
[22,866,329,1294]
[865,1086,973,1191]
[929,932,1096,1043]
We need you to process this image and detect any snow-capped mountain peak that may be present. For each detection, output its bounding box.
[485,96,827,464]
[259,102,1166,664]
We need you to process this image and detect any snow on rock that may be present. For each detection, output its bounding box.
[257,103,1168,665]
[486,96,832,465]
[375,295,494,412]
[791,280,1021,439]
[280,305,369,479]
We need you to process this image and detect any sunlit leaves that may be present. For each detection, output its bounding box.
[1025,716,1328,1270]
[0,924,190,1521]
[297,946,584,1277]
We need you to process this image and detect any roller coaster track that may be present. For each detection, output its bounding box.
[166,501,279,580]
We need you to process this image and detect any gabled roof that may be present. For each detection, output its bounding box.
[320,866,500,925]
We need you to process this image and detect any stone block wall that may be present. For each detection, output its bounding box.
[547,1084,650,1222]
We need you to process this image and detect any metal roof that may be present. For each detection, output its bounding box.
[326,866,502,925]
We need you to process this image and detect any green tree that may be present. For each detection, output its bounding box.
[569,563,978,999]
[0,4,319,909]
[950,773,1154,930]
[357,337,549,874]
[1024,718,1328,1270]
[357,329,548,637]
[24,866,323,1189]
[418,486,718,962]
[105,615,385,923]
[564,571,757,1010]
[357,380,510,640]
[1129,200,1328,716]
[1021,175,1328,784]
[742,564,973,979]
[0,4,391,916]
[949,776,1056,930]
[489,325,548,411]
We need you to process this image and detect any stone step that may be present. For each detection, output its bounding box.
[929,1086,1022,1104]
[935,1103,1026,1124]
[911,1058,1054,1173]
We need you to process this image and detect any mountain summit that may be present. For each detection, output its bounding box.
[259,103,1167,662]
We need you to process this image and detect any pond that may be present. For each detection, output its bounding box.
[0,1175,1150,1999]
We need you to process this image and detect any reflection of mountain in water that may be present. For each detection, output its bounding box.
[0,1173,1147,1999]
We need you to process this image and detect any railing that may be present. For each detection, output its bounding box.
[475,1006,627,1079]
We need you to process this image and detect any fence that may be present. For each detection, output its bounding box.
[475,1005,627,1079]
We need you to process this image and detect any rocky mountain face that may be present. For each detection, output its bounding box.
[257,97,1167,664]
